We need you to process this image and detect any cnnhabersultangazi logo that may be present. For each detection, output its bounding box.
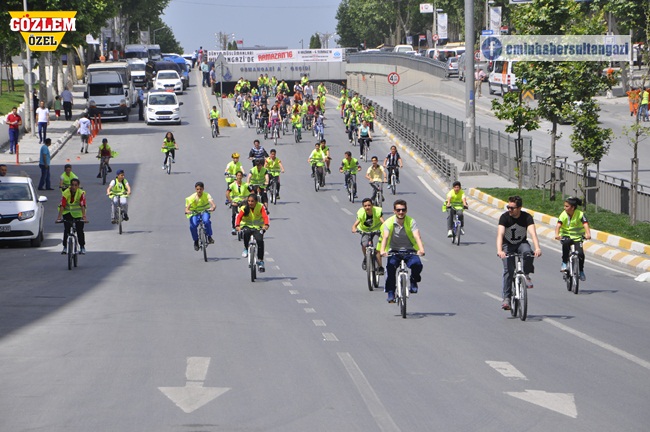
[9,11,77,52]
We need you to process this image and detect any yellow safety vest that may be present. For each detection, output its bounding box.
[61,188,85,218]
[238,202,265,228]
[381,215,419,252]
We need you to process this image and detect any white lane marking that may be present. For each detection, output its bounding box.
[304,308,316,313]
[331,195,340,203]
[341,207,354,215]
[444,272,464,282]
[544,318,650,371]
[288,289,299,295]
[313,320,326,327]
[282,281,293,287]
[486,361,528,380]
[483,292,502,302]
[186,356,211,381]
[323,333,339,341]
[297,299,308,304]
[338,352,401,432]
[266,257,275,262]
[506,390,577,418]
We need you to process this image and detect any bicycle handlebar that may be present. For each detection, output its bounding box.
[55,219,89,223]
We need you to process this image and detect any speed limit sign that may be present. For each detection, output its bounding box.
[387,72,400,85]
[432,34,439,42]
[474,50,481,61]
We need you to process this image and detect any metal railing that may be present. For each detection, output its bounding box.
[347,52,447,79]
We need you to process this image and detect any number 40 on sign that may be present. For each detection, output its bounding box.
[388,72,400,85]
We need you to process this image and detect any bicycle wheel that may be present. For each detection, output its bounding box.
[102,165,107,185]
[212,123,217,138]
[73,249,78,267]
[348,179,354,202]
[249,244,257,281]
[67,237,74,270]
[451,226,456,244]
[366,252,374,292]
[399,273,408,318]
[294,129,298,143]
[455,223,461,246]
[199,225,208,262]
[118,207,123,235]
[166,157,172,175]
[518,275,528,321]
[391,174,397,195]
[314,170,320,192]
[510,280,518,318]
[564,268,572,291]
[373,255,381,289]
[571,256,580,294]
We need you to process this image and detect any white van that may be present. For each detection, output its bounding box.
[427,46,466,62]
[87,62,137,108]
[393,44,414,53]
[488,60,518,96]
[124,44,149,60]
[127,59,147,88]
[84,71,129,121]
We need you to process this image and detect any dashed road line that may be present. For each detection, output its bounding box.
[288,289,299,295]
[341,207,353,215]
[331,195,340,203]
[486,361,528,380]
[313,320,326,326]
[297,299,309,304]
[323,333,339,341]
[444,272,464,282]
[304,308,316,313]
[282,281,293,287]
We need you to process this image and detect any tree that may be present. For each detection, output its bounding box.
[310,33,322,49]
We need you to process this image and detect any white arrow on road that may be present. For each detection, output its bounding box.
[159,357,230,413]
[506,390,577,418]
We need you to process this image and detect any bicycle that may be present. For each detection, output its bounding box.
[244,228,266,282]
[561,237,583,294]
[312,163,325,192]
[293,125,302,143]
[349,125,358,146]
[371,181,384,207]
[190,210,211,262]
[359,231,381,291]
[267,174,279,205]
[343,170,357,203]
[505,253,528,321]
[388,251,414,319]
[272,122,281,145]
[314,122,325,142]
[211,119,220,138]
[386,166,398,195]
[113,196,127,235]
[262,120,269,140]
[97,156,109,185]
[56,219,88,270]
[359,137,372,162]
[282,116,290,135]
[447,205,467,246]
[162,148,175,175]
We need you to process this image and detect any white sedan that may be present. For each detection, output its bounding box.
[0,176,47,247]
[153,70,183,95]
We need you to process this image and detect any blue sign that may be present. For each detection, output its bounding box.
[481,36,502,61]
[482,30,494,36]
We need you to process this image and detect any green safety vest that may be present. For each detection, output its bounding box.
[341,157,359,172]
[357,206,383,233]
[185,192,212,218]
[225,161,243,182]
[109,178,129,197]
[558,209,587,240]
[61,188,85,218]
[60,171,78,188]
[266,157,281,175]
[238,202,265,228]
[162,139,175,150]
[209,109,220,119]
[228,181,249,203]
[381,215,419,252]
[249,166,268,185]
[447,189,465,210]
[309,149,326,166]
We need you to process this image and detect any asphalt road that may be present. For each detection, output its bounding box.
[1,80,649,431]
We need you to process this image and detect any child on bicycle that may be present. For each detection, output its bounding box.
[554,196,591,281]
[185,181,216,251]
[291,112,302,141]
[265,149,285,200]
[208,105,220,135]
[445,181,468,238]
[224,152,245,185]
[107,169,131,223]
[162,132,178,169]
[96,138,113,178]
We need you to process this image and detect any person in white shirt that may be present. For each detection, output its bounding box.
[475,67,487,97]
[35,101,50,144]
[77,114,92,153]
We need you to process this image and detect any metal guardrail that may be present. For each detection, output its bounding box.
[325,82,458,183]
[347,52,447,79]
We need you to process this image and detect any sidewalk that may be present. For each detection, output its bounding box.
[0,85,87,165]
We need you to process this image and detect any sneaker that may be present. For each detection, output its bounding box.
[111,219,117,224]
[123,213,129,221]
[194,241,199,251]
[561,262,567,272]
[327,168,331,174]
[96,173,101,178]
[258,261,265,272]
[377,266,385,276]
[242,249,248,257]
[387,291,396,303]
[208,236,214,244]
[311,173,315,178]
[107,167,112,172]
[579,271,586,281]
[460,228,465,235]
[276,194,280,200]
[79,247,86,255]
[162,165,166,170]
[231,229,236,235]
[396,178,400,184]
[501,298,511,310]
[447,230,453,238]
[525,275,534,289]
[409,282,418,294]
[61,246,67,255]
[362,259,367,271]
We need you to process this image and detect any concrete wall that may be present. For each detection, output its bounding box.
[224,61,346,84]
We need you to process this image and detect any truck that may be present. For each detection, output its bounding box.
[84,71,129,121]
[124,44,149,60]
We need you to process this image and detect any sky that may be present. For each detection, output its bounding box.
[162,0,341,54]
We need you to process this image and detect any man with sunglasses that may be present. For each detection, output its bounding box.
[496,195,542,310]
[380,200,425,303]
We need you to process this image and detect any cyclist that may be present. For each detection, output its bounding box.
[383,145,403,184]
[313,111,325,139]
[161,132,178,169]
[226,171,251,235]
[340,151,361,198]
[358,120,372,157]
[235,93,243,117]
[224,152,245,185]
[242,96,253,125]
[59,163,78,190]
[446,181,468,237]
[265,149,285,200]
[554,196,592,281]
[496,195,542,310]
[320,139,332,174]
[268,105,282,137]
[235,193,270,271]
[303,81,314,100]
[346,108,359,143]
[259,104,270,132]
[352,198,385,275]
[365,156,386,204]
[279,100,289,128]
[208,105,220,135]
[55,178,87,255]
[96,138,113,178]
[364,102,375,132]
[270,76,278,96]
[317,82,328,98]
[185,181,216,251]
[248,139,269,166]
[308,142,327,179]
[106,169,131,223]
[380,199,425,303]
[291,111,303,141]
[278,79,289,96]
[247,158,270,213]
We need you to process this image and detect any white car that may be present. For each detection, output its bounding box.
[0,176,47,247]
[145,90,183,125]
[153,70,183,94]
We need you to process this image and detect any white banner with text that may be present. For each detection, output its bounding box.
[207,49,343,63]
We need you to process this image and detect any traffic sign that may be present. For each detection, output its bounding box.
[474,50,481,61]
[432,34,439,42]
[387,72,400,86]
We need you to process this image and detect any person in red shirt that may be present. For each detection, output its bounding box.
[5,107,22,155]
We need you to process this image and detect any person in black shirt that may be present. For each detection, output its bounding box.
[496,195,542,310]
[248,139,269,165]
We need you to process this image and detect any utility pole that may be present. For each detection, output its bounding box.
[463,0,478,172]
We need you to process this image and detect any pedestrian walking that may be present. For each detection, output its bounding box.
[475,67,486,97]
[5,106,22,155]
[35,101,50,144]
[38,138,53,190]
[77,113,92,153]
[61,86,74,120]
[53,95,62,120]
[138,86,145,121]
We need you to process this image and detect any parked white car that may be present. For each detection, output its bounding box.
[0,176,47,247]
[145,90,183,125]
[153,70,183,94]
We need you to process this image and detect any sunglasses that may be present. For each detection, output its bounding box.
[394,208,406,212]
[506,206,518,211]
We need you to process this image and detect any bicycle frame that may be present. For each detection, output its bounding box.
[562,239,582,294]
[389,252,412,319]
[505,253,528,321]
[360,231,381,291]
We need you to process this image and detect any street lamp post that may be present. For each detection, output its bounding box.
[485,0,495,31]
[152,27,165,44]
[434,8,443,49]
